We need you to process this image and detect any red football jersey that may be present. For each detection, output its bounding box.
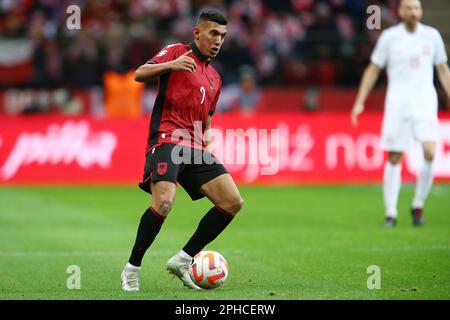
[145,42,222,153]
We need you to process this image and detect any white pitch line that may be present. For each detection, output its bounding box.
[0,247,448,258]
[0,251,129,257]
[0,249,249,257]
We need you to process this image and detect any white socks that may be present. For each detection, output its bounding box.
[383,162,402,218]
[126,262,141,270]
[412,160,434,209]
[383,160,434,218]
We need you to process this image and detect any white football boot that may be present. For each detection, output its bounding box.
[166,253,202,290]
[121,263,141,292]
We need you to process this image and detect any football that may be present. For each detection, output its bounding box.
[189,250,229,289]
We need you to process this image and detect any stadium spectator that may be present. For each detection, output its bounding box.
[0,0,406,90]
[218,65,261,113]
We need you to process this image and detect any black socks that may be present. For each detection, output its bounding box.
[128,206,234,266]
[128,207,165,267]
[183,207,234,257]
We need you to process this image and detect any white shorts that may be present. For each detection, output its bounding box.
[380,117,439,152]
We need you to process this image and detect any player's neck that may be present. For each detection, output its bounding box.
[403,22,419,33]
[192,40,211,63]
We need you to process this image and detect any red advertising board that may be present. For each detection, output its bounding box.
[1,113,449,185]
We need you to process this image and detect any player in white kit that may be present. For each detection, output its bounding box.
[351,0,450,227]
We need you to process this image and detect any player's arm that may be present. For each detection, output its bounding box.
[135,50,196,82]
[436,63,450,102]
[351,63,382,126]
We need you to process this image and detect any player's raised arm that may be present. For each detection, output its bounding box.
[436,63,450,102]
[134,50,196,82]
[351,62,382,126]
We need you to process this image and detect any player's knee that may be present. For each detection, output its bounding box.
[388,153,402,165]
[236,197,244,213]
[388,158,401,165]
[225,196,244,216]
[424,154,434,162]
[155,200,173,217]
[424,150,435,162]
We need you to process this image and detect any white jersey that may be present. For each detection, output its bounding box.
[371,23,448,120]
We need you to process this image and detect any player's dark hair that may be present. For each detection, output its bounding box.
[198,9,227,25]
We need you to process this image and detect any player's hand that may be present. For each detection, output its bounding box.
[171,50,197,73]
[351,102,364,126]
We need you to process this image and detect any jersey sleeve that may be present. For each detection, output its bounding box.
[433,30,448,65]
[146,44,181,64]
[370,31,389,68]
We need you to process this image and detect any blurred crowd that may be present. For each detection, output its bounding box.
[0,0,402,90]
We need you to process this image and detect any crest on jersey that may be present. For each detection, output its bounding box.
[422,45,431,56]
[157,162,168,175]
[155,49,168,57]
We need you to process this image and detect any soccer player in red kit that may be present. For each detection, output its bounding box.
[121,10,244,291]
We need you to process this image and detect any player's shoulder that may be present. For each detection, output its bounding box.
[418,23,442,38]
[373,24,400,46]
[158,43,188,55]
[379,23,403,38]
[162,43,186,49]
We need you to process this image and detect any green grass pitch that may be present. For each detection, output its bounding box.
[0,184,449,300]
